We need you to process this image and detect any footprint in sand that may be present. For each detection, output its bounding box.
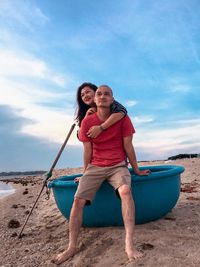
[139,243,154,250]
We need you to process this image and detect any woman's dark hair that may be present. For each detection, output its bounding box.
[75,82,98,126]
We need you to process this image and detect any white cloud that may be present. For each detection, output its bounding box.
[0,77,70,106]
[0,48,79,145]
[0,0,49,31]
[51,75,66,87]
[20,107,79,145]
[132,115,154,124]
[0,75,79,144]
[134,118,200,159]
[125,100,137,107]
[0,1,79,146]
[0,49,66,86]
[169,84,191,93]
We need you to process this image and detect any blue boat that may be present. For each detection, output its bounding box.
[48,165,184,227]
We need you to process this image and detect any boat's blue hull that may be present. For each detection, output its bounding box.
[48,165,184,226]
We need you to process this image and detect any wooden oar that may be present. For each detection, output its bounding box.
[18,123,76,238]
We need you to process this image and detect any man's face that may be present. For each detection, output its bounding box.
[94,86,114,108]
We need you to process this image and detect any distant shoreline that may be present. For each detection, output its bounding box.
[0,170,46,177]
[0,153,199,177]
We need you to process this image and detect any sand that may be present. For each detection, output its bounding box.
[0,159,200,267]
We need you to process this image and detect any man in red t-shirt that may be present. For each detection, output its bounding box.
[79,111,135,167]
[53,85,150,265]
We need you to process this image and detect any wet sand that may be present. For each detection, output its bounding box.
[0,159,200,267]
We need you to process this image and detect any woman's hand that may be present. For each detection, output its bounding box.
[87,125,103,138]
[85,107,97,117]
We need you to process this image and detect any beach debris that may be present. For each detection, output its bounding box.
[164,216,176,221]
[139,243,154,250]
[168,153,199,160]
[186,196,200,201]
[8,219,21,229]
[11,204,18,209]
[181,180,199,193]
[23,188,29,195]
[25,210,30,215]
[10,232,18,237]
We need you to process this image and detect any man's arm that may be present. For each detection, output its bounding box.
[83,142,92,173]
[123,135,150,176]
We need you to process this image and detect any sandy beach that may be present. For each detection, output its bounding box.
[1,158,200,267]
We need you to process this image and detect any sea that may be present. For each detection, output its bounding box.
[0,174,27,199]
[0,181,15,199]
[0,172,45,199]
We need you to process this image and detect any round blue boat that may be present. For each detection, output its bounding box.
[48,165,184,227]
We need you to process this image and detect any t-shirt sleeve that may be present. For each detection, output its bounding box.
[110,100,127,115]
[78,119,91,142]
[122,116,135,137]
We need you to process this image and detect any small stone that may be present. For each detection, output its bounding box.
[23,189,29,195]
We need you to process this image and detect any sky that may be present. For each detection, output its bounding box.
[0,0,200,172]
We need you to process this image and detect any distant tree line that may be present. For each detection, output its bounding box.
[0,170,46,176]
[168,153,200,160]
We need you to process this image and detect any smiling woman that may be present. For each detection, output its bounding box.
[75,83,127,135]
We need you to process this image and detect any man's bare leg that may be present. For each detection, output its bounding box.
[118,185,143,261]
[52,197,86,265]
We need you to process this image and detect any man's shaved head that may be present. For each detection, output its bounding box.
[97,85,113,95]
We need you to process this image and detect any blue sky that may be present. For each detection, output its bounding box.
[0,0,199,171]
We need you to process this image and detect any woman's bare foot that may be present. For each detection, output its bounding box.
[126,246,143,261]
[52,247,76,265]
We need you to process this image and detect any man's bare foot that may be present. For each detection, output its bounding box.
[51,247,76,265]
[125,246,143,261]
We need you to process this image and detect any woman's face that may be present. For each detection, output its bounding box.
[81,86,95,106]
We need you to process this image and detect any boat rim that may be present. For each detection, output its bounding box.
[48,165,185,188]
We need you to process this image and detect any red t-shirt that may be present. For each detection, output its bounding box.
[79,114,135,167]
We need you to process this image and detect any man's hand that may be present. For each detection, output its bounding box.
[87,125,103,138]
[74,177,80,183]
[134,169,151,176]
[85,107,97,116]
